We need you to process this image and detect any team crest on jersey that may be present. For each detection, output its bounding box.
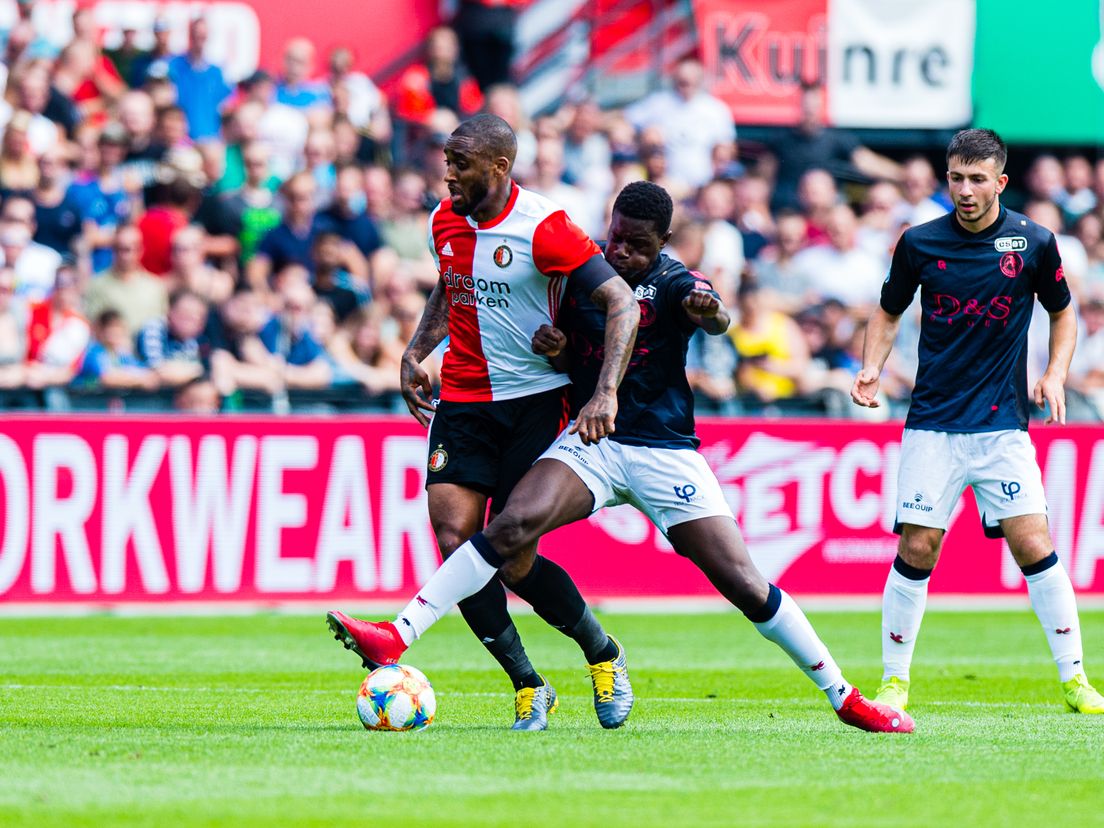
[999,251,1024,278]
[493,244,513,268]
[428,444,448,472]
[994,236,1028,253]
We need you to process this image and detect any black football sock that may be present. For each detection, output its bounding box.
[457,580,542,691]
[511,555,618,664]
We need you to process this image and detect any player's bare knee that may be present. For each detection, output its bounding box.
[899,530,941,570]
[1008,532,1054,568]
[484,509,539,559]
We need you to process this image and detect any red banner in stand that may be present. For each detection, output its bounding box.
[695,0,828,125]
[0,416,1102,603]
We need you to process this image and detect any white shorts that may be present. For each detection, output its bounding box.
[539,426,732,535]
[896,428,1047,537]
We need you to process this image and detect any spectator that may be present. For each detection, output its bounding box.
[276,38,331,111]
[1068,295,1104,419]
[32,146,88,256]
[209,285,279,395]
[167,16,231,141]
[796,168,839,244]
[0,111,40,192]
[70,122,144,271]
[104,23,146,87]
[137,288,210,388]
[1025,155,1067,207]
[790,203,885,310]
[562,98,613,206]
[732,174,775,260]
[174,375,220,413]
[0,266,26,388]
[377,168,436,291]
[24,264,90,388]
[528,137,598,238]
[327,304,401,395]
[327,46,391,145]
[241,71,309,181]
[1062,155,1097,221]
[247,172,334,292]
[218,140,281,261]
[1024,199,1089,295]
[3,65,62,154]
[625,58,736,191]
[1074,211,1104,293]
[769,82,901,211]
[118,90,163,170]
[454,0,520,91]
[83,225,166,335]
[696,179,744,305]
[393,26,482,153]
[129,17,174,88]
[263,277,332,389]
[303,126,337,203]
[900,156,950,226]
[52,37,124,129]
[857,181,904,266]
[728,280,808,405]
[0,201,62,303]
[137,176,200,275]
[165,225,233,306]
[77,308,157,390]
[310,231,369,322]
[753,210,811,314]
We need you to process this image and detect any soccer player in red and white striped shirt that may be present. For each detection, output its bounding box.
[330,115,639,730]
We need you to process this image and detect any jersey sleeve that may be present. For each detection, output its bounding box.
[1033,233,1073,313]
[426,206,440,271]
[880,234,920,315]
[667,268,720,330]
[532,210,601,278]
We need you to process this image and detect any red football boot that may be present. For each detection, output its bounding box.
[836,687,915,733]
[326,611,407,670]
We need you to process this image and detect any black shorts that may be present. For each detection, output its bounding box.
[425,385,569,512]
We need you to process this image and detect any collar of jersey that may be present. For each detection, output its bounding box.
[949,205,1006,240]
[468,181,519,230]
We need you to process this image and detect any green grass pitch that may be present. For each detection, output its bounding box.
[1,609,1101,827]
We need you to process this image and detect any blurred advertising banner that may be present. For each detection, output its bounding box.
[0,417,1102,604]
[1,0,441,81]
[694,0,974,128]
[973,0,1104,143]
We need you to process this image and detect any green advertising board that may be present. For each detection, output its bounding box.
[973,0,1104,143]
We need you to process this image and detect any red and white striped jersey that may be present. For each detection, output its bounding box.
[429,182,600,402]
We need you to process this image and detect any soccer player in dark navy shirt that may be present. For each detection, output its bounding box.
[328,182,915,734]
[852,128,1103,715]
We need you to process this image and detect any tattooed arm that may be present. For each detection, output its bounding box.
[572,265,639,444]
[401,280,449,427]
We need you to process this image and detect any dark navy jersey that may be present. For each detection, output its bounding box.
[881,207,1071,433]
[559,252,717,449]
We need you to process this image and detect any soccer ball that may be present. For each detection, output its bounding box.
[356,664,437,731]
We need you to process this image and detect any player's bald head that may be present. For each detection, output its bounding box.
[448,114,517,169]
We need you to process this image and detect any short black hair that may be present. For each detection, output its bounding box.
[452,114,517,167]
[612,180,674,235]
[947,128,1007,173]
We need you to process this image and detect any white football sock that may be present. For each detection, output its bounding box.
[394,539,499,645]
[882,565,930,682]
[1025,558,1084,682]
[754,589,852,711]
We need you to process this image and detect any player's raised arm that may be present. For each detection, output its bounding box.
[400,279,447,427]
[682,288,730,334]
[573,254,639,444]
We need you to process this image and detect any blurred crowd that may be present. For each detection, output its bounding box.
[0,4,1101,419]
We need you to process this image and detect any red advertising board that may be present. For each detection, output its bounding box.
[695,0,827,125]
[0,416,1102,604]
